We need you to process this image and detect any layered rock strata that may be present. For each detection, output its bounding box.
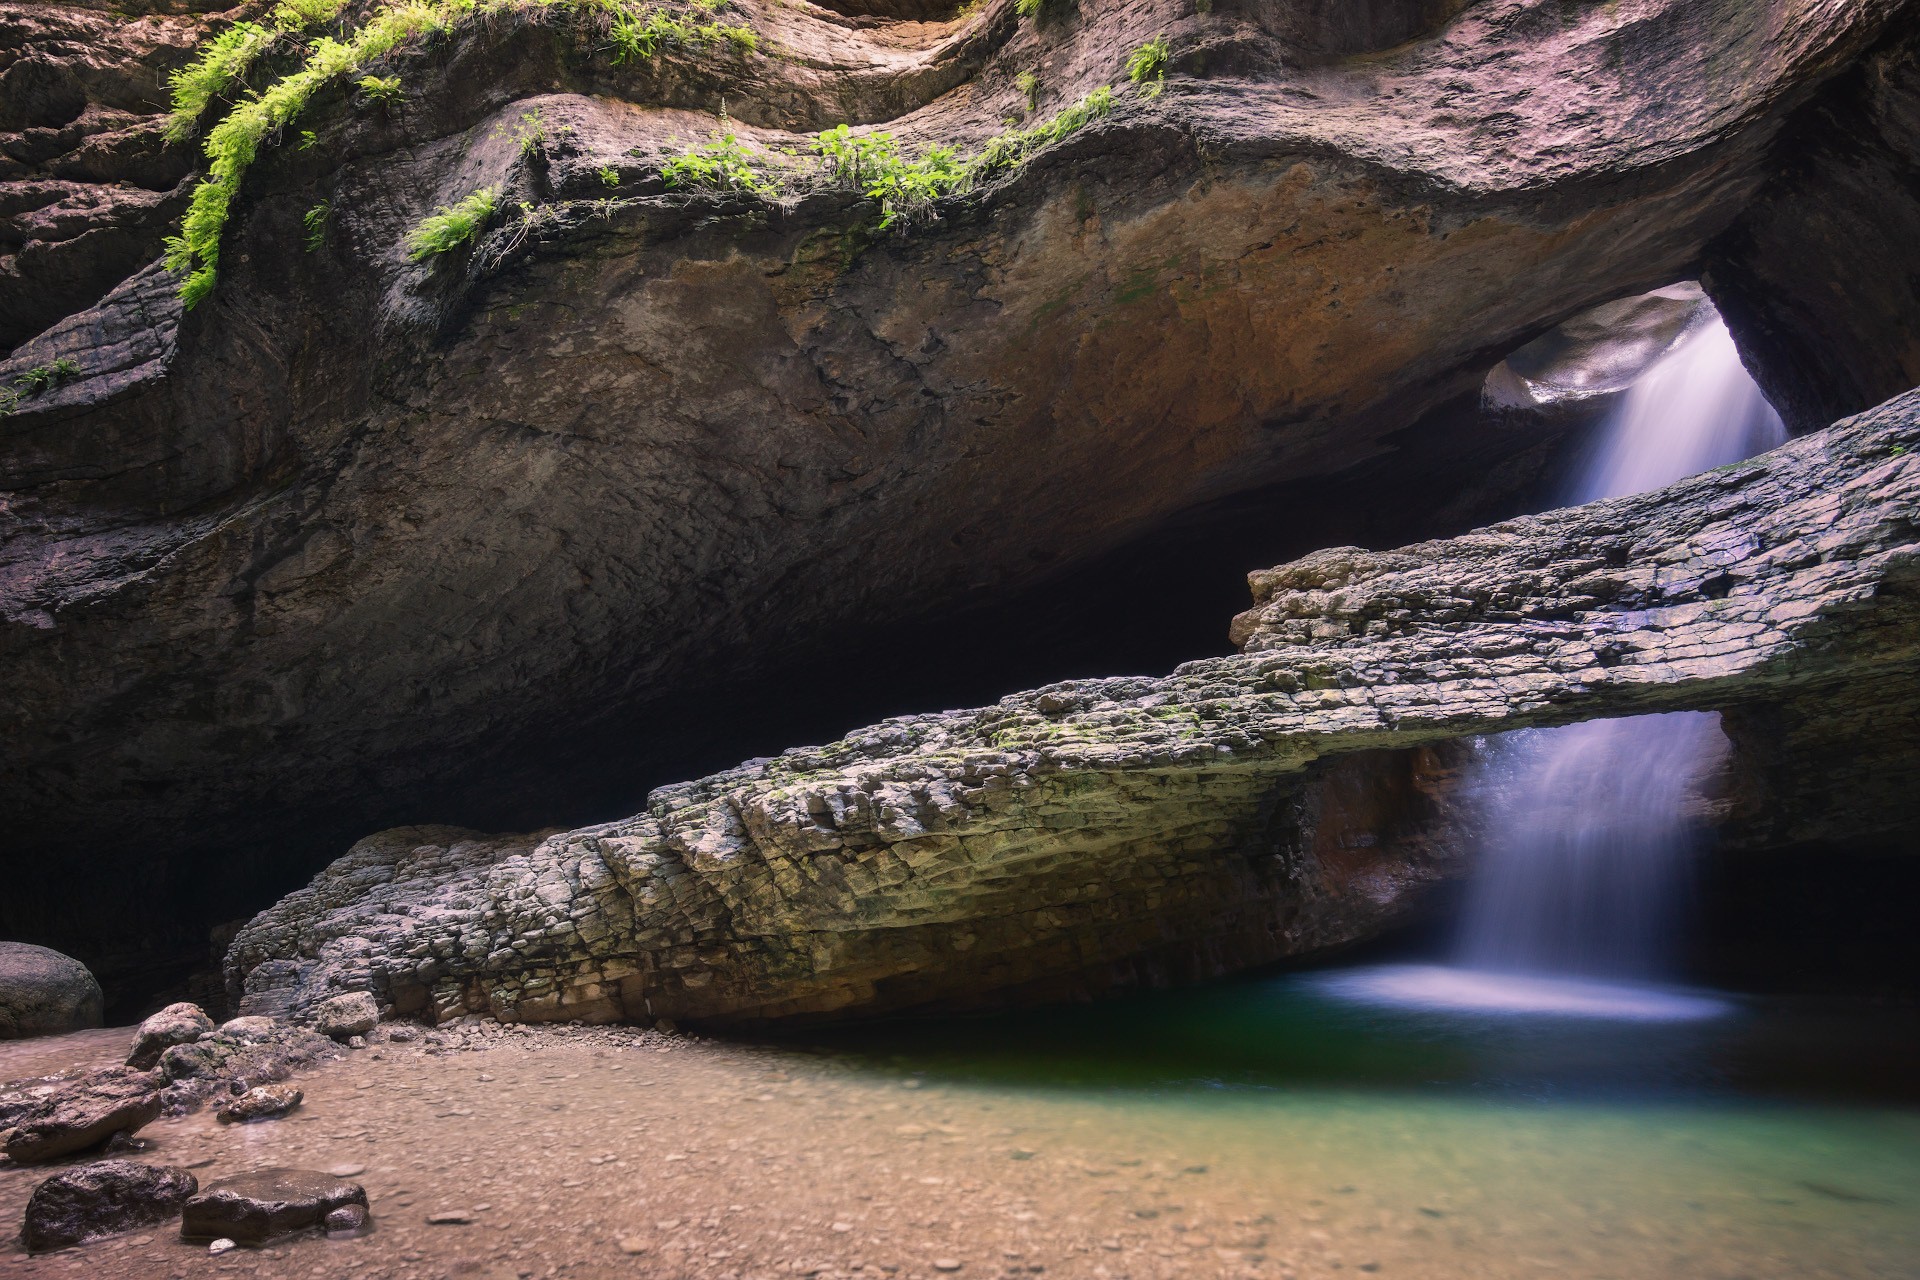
[5,0,1917,971]
[226,390,1920,1026]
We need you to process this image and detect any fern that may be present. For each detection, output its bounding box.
[1125,36,1169,97]
[165,23,277,142]
[405,186,501,260]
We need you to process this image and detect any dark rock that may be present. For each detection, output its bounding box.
[180,1168,369,1244]
[225,393,1920,1026]
[324,1202,371,1236]
[215,1084,302,1124]
[3,1068,162,1164]
[311,992,379,1040]
[0,943,103,1039]
[126,1002,215,1070]
[20,1159,197,1252]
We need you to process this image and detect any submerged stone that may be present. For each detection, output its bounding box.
[21,1160,198,1252]
[180,1168,369,1244]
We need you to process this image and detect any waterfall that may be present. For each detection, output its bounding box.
[1450,314,1784,981]
[1316,309,1783,1020]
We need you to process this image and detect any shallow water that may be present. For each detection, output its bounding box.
[1,972,1916,1280]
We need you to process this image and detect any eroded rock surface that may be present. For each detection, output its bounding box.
[226,391,1920,1027]
[5,0,1916,981]
[125,1001,216,1070]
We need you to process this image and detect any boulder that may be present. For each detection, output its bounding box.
[125,1002,216,1070]
[216,1016,279,1043]
[311,993,379,1040]
[3,1068,163,1164]
[215,1084,302,1124]
[180,1168,369,1244]
[225,392,1920,1026]
[0,943,103,1040]
[20,1160,198,1252]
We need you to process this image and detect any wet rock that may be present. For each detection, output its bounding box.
[3,1069,162,1164]
[0,943,103,1040]
[180,1168,369,1244]
[21,1159,198,1252]
[215,1084,302,1124]
[312,993,379,1040]
[126,1002,216,1070]
[207,1237,237,1254]
[324,1203,371,1236]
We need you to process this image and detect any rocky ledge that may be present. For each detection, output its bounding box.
[226,390,1920,1027]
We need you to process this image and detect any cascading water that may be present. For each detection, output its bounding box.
[1319,309,1785,1020]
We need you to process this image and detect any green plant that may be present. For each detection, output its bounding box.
[505,108,549,157]
[11,358,82,395]
[271,0,350,28]
[356,73,405,106]
[165,0,766,307]
[972,85,1112,174]
[598,165,621,187]
[1126,36,1169,96]
[404,186,501,260]
[1014,0,1070,23]
[1015,69,1040,112]
[661,130,778,195]
[164,22,277,142]
[302,200,332,251]
[3,357,83,414]
[299,129,319,149]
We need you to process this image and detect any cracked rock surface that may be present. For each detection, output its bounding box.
[226,390,1920,1027]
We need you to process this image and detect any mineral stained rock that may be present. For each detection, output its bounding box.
[180,1168,370,1245]
[0,943,103,1039]
[21,1160,199,1253]
[3,0,1915,972]
[226,391,1920,1027]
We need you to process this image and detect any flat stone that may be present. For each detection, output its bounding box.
[180,1168,369,1244]
[21,1160,198,1252]
[427,1208,474,1224]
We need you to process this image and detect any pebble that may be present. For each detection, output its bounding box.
[208,1239,237,1255]
[933,1259,963,1272]
[327,1164,368,1178]
[427,1209,474,1224]
[616,1237,651,1254]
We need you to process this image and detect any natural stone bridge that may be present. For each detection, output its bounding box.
[229,393,1920,1026]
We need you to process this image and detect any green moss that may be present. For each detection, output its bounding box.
[405,186,502,260]
[1014,69,1040,113]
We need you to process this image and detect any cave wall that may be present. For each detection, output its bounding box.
[1707,16,1920,433]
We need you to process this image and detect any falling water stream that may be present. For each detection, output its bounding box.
[1321,312,1786,1021]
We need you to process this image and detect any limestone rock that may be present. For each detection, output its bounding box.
[126,1002,216,1070]
[216,1084,302,1124]
[20,1159,198,1253]
[3,1068,162,1164]
[180,1168,370,1244]
[226,392,1920,1026]
[0,943,103,1039]
[5,0,1915,983]
[311,992,379,1040]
